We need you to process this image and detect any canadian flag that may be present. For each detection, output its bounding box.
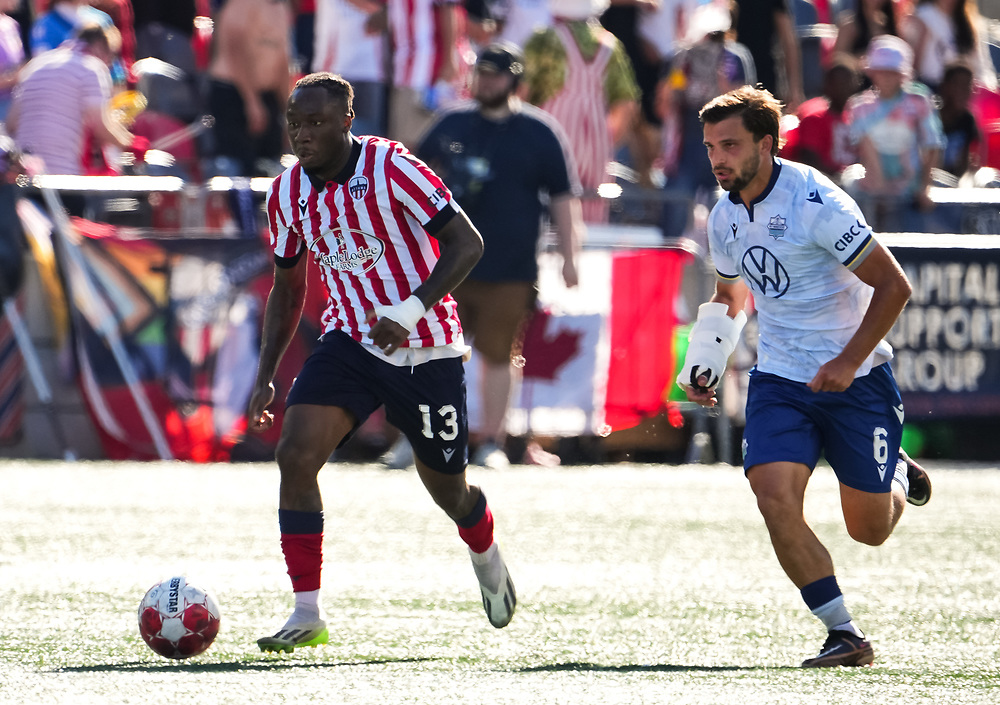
[466,247,691,437]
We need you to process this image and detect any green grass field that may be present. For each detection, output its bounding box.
[0,460,997,704]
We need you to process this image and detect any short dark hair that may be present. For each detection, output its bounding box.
[699,85,784,156]
[294,72,355,114]
[75,22,121,54]
[942,60,974,85]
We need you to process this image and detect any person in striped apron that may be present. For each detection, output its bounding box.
[523,0,639,223]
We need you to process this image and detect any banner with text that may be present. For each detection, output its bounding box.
[885,235,1000,418]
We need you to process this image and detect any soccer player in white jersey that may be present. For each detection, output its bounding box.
[246,73,516,653]
[676,85,932,668]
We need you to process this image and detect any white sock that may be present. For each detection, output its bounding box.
[832,620,865,639]
[283,589,322,626]
[892,457,909,496]
[469,542,502,590]
[812,595,862,637]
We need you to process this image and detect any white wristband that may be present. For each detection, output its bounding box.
[372,295,426,333]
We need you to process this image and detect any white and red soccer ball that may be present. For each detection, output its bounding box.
[138,576,221,659]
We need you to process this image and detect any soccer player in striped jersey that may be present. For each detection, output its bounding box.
[676,85,931,668]
[247,72,516,653]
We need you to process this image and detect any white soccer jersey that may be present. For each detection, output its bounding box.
[707,158,893,383]
[267,135,463,350]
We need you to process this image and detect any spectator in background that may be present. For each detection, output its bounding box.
[31,0,114,54]
[494,0,551,49]
[599,0,663,186]
[385,0,469,150]
[418,42,582,468]
[205,0,292,176]
[658,0,754,238]
[734,0,804,111]
[312,0,387,137]
[9,0,31,56]
[464,0,501,47]
[291,0,315,73]
[0,0,25,122]
[636,0,696,188]
[89,0,135,66]
[132,0,196,38]
[8,23,134,177]
[844,34,945,230]
[833,0,901,61]
[782,55,861,179]
[937,60,980,180]
[905,0,997,92]
[523,0,640,222]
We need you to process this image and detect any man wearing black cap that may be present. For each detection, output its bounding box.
[417,42,583,468]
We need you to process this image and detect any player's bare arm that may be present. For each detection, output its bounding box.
[366,210,484,354]
[247,254,308,432]
[808,242,912,393]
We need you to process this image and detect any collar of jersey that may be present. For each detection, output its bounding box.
[727,158,782,220]
[328,136,363,184]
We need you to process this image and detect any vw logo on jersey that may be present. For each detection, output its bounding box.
[315,228,385,274]
[741,245,790,298]
[348,176,369,200]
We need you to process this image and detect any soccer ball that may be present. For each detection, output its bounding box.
[137,576,221,659]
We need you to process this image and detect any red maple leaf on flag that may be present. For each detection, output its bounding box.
[521,309,582,381]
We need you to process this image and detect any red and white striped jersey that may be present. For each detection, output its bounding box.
[388,0,453,90]
[267,135,463,348]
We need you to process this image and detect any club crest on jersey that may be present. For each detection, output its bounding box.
[316,228,384,274]
[767,215,787,239]
[348,176,369,200]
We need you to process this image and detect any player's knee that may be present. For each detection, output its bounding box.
[845,519,891,546]
[274,439,327,481]
[753,487,801,523]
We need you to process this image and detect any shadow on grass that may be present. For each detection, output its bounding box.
[54,657,441,673]
[518,662,792,673]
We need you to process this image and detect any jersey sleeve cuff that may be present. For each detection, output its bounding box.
[424,202,459,236]
[274,248,305,269]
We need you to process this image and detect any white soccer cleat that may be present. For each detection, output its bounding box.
[257,618,329,654]
[470,543,516,628]
[471,442,509,469]
[380,437,414,470]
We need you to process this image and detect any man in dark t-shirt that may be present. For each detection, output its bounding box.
[418,42,582,467]
[735,0,804,110]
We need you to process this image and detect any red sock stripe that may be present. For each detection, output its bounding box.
[280,533,323,592]
[457,504,494,554]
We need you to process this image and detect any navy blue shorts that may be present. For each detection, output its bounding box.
[286,330,468,474]
[742,363,904,493]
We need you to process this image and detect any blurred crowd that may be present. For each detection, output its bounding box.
[1,0,1000,235]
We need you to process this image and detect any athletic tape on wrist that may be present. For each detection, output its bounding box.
[373,295,426,333]
[677,302,748,390]
[689,302,747,356]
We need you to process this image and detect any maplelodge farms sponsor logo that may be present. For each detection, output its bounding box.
[316,229,385,274]
[320,245,381,271]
